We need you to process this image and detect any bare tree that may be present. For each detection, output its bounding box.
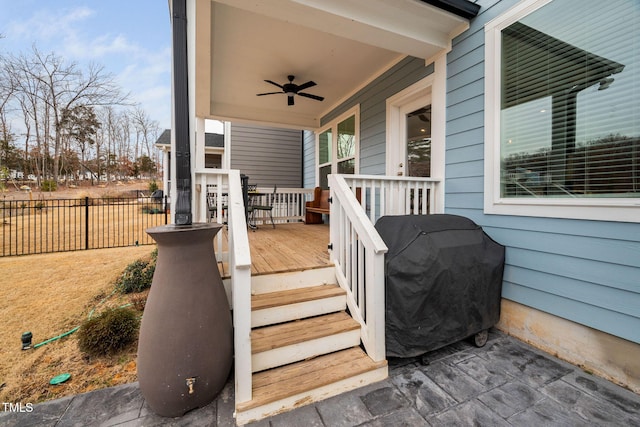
[132,107,160,160]
[0,55,17,171]
[5,53,50,182]
[2,44,164,185]
[5,47,128,182]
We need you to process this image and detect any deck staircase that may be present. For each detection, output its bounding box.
[234,266,388,425]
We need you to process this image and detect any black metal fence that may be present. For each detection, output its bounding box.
[0,196,168,256]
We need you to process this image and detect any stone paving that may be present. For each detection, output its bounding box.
[2,329,639,426]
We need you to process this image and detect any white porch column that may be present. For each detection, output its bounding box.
[194,117,206,170]
[431,53,446,213]
[222,121,232,169]
[162,147,170,199]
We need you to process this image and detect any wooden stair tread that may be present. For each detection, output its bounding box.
[252,312,359,354]
[237,347,387,412]
[252,284,345,311]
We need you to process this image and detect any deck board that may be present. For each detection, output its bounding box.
[236,347,387,411]
[252,284,345,311]
[218,223,330,278]
[251,312,359,353]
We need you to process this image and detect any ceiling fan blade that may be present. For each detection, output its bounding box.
[264,79,283,89]
[257,92,283,96]
[298,92,325,102]
[288,95,295,106]
[295,81,316,91]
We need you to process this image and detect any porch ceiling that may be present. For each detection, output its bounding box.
[195,0,472,130]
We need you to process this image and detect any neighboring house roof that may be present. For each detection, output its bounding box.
[155,129,224,148]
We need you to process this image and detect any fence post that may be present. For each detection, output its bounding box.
[85,197,89,250]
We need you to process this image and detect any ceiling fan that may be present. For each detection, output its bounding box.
[257,75,324,106]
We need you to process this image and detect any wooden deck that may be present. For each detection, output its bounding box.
[218,223,331,278]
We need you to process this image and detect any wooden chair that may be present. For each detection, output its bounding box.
[207,192,226,222]
[249,185,276,229]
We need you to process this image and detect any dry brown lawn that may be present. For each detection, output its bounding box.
[0,245,155,404]
[1,182,165,256]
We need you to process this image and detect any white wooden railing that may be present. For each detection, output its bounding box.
[329,174,441,363]
[194,169,253,404]
[342,174,441,221]
[251,187,314,225]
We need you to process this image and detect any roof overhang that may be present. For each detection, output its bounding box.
[189,0,476,130]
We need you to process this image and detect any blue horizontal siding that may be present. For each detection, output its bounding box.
[448,95,484,122]
[445,193,484,210]
[478,216,640,246]
[446,160,484,178]
[504,266,639,319]
[484,227,640,268]
[446,128,484,150]
[448,79,484,107]
[502,282,640,344]
[303,130,315,189]
[446,144,484,164]
[446,176,484,193]
[445,0,640,344]
[507,248,639,294]
[321,57,434,175]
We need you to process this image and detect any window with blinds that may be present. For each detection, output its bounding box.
[498,0,639,199]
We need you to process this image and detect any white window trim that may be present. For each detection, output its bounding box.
[483,0,640,223]
[315,105,360,187]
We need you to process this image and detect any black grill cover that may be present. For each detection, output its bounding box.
[375,214,505,358]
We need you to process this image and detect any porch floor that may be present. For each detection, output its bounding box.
[9,329,639,426]
[218,222,331,278]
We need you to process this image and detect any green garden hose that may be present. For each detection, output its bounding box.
[30,286,134,350]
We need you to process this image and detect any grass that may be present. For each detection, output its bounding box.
[0,245,155,404]
[1,199,166,256]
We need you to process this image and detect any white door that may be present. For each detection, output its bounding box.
[385,66,445,214]
[386,81,433,177]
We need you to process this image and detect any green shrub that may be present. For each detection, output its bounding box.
[115,258,155,294]
[148,179,158,193]
[77,308,140,357]
[40,180,57,192]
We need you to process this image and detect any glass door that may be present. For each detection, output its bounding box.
[406,105,431,177]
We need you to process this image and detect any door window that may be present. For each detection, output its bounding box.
[406,105,431,177]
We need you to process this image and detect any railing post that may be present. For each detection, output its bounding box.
[368,250,387,361]
[84,196,89,250]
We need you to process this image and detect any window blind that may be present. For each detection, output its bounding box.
[499,1,639,198]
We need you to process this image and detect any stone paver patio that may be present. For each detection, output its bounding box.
[2,329,639,426]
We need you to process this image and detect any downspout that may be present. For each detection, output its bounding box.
[172,0,192,225]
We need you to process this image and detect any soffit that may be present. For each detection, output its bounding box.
[200,0,470,129]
